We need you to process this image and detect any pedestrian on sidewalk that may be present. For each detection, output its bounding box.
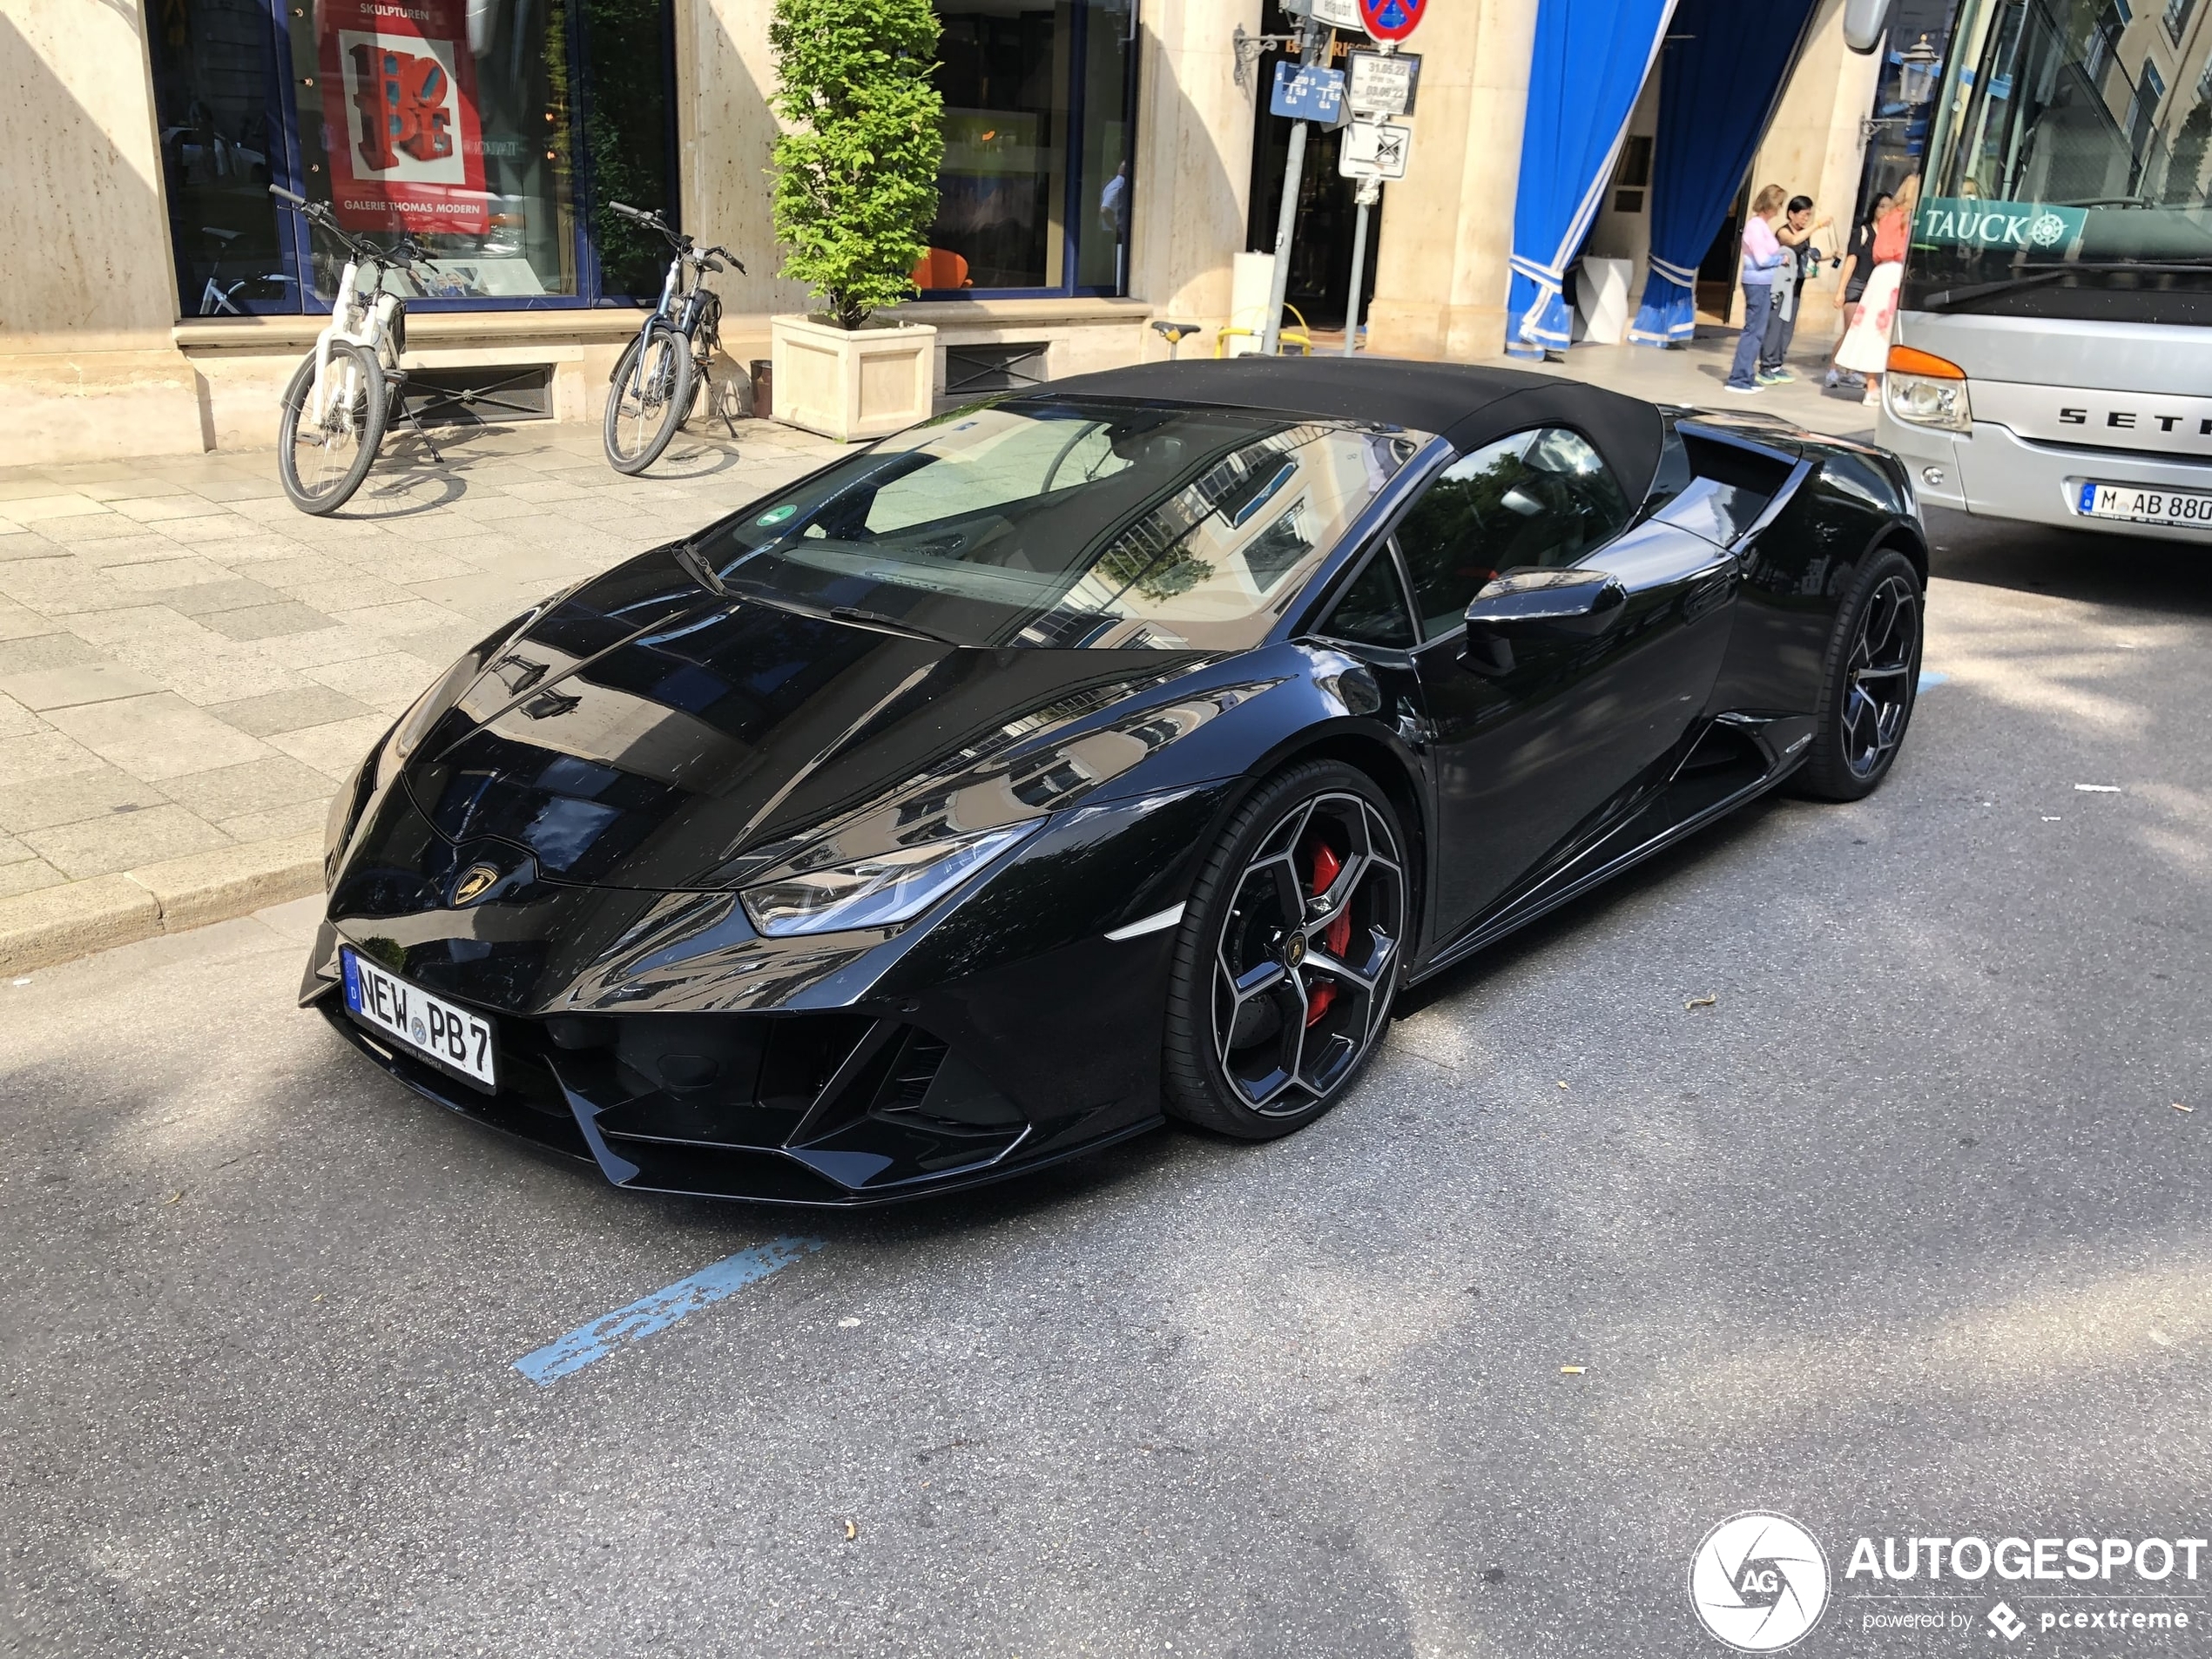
[1824,191,1893,392]
[1757,196,1831,385]
[1835,176,1919,408]
[1724,185,1792,395]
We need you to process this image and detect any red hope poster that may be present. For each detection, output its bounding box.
[315,0,487,234]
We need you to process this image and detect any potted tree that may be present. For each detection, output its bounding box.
[767,0,945,442]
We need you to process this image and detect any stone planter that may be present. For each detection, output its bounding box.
[769,314,936,442]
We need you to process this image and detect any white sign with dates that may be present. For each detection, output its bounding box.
[1346,51,1420,116]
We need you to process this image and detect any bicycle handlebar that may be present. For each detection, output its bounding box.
[608,201,744,273]
[266,184,432,273]
[270,189,741,281]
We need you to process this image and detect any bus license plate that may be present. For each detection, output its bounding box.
[341,947,497,1090]
[2076,482,2212,528]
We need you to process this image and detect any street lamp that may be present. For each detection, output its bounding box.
[1862,34,1943,142]
[1896,35,1943,108]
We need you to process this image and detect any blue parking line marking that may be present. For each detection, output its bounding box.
[514,1235,826,1386]
[1918,671,1950,692]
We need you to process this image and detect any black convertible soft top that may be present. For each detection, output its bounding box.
[1046,355,1668,502]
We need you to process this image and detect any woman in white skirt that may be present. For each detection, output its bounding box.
[1835,177,1918,408]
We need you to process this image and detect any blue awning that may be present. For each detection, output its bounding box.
[1505,0,1679,357]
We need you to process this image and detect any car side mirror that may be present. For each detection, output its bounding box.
[1461,569,1625,675]
[1465,568,1624,625]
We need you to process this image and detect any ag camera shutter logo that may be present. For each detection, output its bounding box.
[1689,1513,1831,1651]
[2028,212,2070,248]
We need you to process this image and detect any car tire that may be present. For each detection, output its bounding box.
[1791,546,1924,802]
[1163,761,1408,1140]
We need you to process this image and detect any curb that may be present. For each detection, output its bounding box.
[0,833,324,975]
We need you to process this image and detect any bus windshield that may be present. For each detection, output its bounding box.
[1908,0,2212,321]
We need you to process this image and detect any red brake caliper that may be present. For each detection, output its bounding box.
[1303,840,1353,1027]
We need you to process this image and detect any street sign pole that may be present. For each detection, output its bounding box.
[1342,174,1379,356]
[1260,23,1332,358]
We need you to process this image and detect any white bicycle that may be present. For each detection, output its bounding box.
[268,184,447,514]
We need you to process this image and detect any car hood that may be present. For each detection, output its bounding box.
[399,569,1221,893]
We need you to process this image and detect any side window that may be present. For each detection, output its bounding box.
[1396,428,1632,640]
[1320,552,1417,648]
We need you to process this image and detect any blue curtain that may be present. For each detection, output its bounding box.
[1505,0,1678,356]
[1628,0,1821,346]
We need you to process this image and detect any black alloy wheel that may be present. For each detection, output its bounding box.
[1794,545,1924,801]
[1164,762,1406,1138]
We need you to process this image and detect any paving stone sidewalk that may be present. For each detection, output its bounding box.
[0,418,843,971]
[0,335,1870,973]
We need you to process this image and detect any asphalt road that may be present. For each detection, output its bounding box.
[3,507,2209,1658]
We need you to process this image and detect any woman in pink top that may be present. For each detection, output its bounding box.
[1836,174,1921,408]
[1725,185,1792,394]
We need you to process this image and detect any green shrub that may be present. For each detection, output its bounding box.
[769,0,945,328]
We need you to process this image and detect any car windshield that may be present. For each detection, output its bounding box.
[1908,0,2212,319]
[693,398,1428,651]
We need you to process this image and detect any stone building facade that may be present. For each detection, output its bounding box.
[0,0,1885,466]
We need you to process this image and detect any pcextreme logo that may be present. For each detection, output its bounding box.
[1689,1513,1831,1652]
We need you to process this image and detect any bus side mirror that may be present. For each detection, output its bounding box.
[1843,0,1891,52]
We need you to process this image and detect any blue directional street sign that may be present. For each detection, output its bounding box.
[1270,62,1346,124]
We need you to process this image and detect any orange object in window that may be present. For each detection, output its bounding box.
[912,247,972,290]
[1887,345,1966,379]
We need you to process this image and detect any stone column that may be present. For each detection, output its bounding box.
[677,0,819,323]
[1364,0,1542,362]
[1735,0,1882,339]
[1127,0,1266,354]
[0,0,208,462]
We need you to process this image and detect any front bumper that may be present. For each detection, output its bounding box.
[312,982,1161,1205]
[305,776,1237,1204]
[1878,412,2212,543]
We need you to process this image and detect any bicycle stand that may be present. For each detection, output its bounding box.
[395,395,447,466]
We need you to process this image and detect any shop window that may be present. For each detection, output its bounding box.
[922,0,1138,298]
[147,0,676,315]
[2129,58,2167,153]
[150,0,293,315]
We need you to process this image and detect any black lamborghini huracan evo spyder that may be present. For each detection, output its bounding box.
[305,357,1926,1205]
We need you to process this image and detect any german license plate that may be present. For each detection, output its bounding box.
[341,947,497,1090]
[2075,481,2212,528]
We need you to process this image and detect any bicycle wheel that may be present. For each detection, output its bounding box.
[277,342,387,515]
[603,328,694,475]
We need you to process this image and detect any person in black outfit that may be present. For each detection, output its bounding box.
[1825,191,1892,390]
[1757,195,1829,382]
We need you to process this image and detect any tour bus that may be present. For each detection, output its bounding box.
[1877,0,2212,542]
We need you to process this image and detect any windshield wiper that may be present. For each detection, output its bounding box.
[711,574,967,647]
[826,605,967,647]
[1921,270,2073,310]
[671,539,730,597]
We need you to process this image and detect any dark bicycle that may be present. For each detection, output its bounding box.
[603,202,745,475]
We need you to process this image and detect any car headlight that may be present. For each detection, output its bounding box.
[1884,346,1972,433]
[739,824,1039,937]
[1886,371,1972,431]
